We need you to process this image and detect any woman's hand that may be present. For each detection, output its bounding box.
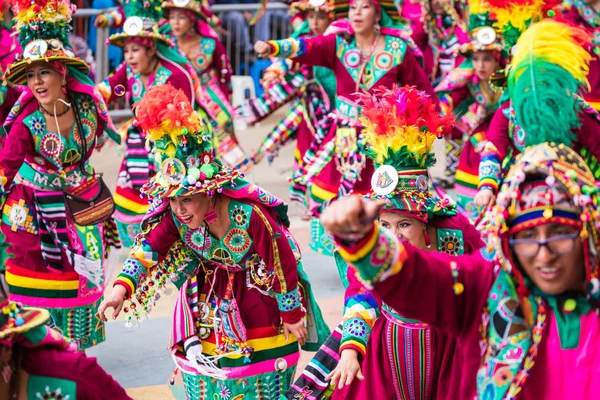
[474,189,496,208]
[254,41,272,58]
[321,196,384,242]
[283,319,308,346]
[327,349,364,389]
[98,285,128,322]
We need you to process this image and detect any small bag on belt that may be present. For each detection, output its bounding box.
[64,174,115,226]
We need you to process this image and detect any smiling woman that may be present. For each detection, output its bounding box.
[0,0,121,350]
[97,0,201,249]
[98,85,330,400]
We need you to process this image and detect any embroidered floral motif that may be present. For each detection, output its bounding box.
[343,317,369,340]
[224,228,251,253]
[36,386,70,400]
[30,114,46,136]
[231,206,249,227]
[276,288,301,312]
[185,229,212,252]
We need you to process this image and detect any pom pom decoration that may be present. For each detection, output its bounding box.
[357,84,454,168]
[508,19,592,148]
[13,0,75,48]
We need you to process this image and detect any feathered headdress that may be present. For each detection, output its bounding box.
[357,85,455,221]
[508,19,592,148]
[486,0,561,49]
[135,84,241,198]
[4,0,89,84]
[359,85,453,168]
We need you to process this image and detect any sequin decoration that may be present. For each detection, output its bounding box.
[439,233,463,256]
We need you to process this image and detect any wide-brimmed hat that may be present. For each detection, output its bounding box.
[4,0,89,85]
[107,0,174,48]
[161,0,220,26]
[289,0,335,17]
[358,84,456,222]
[135,84,242,199]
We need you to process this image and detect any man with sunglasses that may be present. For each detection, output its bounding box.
[320,142,600,399]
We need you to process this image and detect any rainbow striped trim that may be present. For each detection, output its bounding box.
[508,206,582,234]
[337,225,381,263]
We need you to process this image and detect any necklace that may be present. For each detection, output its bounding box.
[39,103,70,117]
[355,33,380,91]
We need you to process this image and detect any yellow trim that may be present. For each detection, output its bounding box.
[310,184,337,202]
[115,277,135,296]
[201,332,297,358]
[455,169,479,186]
[5,272,79,291]
[337,225,380,263]
[340,340,366,355]
[114,192,150,214]
[587,100,600,111]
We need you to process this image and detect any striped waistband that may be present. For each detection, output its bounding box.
[16,161,93,191]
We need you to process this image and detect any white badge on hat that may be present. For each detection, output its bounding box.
[476,27,496,46]
[124,16,144,36]
[173,0,191,7]
[23,40,48,60]
[371,165,398,196]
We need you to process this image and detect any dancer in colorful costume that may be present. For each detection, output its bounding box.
[475,18,600,210]
[99,85,329,400]
[0,233,131,399]
[287,85,485,400]
[0,0,121,350]
[435,0,504,220]
[0,0,22,123]
[254,0,435,255]
[420,0,468,82]
[161,0,251,172]
[242,0,336,217]
[97,0,200,247]
[322,132,600,398]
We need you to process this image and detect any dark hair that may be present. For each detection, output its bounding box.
[1,343,23,399]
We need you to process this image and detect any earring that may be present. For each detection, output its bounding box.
[375,22,381,33]
[204,199,219,224]
[424,226,431,249]
[61,84,67,96]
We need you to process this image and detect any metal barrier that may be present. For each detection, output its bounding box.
[73,3,291,120]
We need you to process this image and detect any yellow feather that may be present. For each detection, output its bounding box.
[512,20,591,87]
[490,0,546,32]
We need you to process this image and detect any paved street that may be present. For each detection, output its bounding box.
[87,108,447,399]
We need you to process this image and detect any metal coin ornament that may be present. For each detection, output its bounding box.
[162,158,186,186]
[23,40,48,60]
[173,0,191,6]
[476,27,496,46]
[371,165,399,196]
[309,0,327,6]
[186,155,200,169]
[114,84,126,97]
[123,17,144,36]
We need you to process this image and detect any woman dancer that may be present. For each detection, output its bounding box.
[99,85,329,400]
[288,85,484,400]
[246,0,336,223]
[161,0,251,171]
[255,0,436,253]
[0,0,121,350]
[97,0,200,247]
[435,5,504,219]
[322,141,600,399]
